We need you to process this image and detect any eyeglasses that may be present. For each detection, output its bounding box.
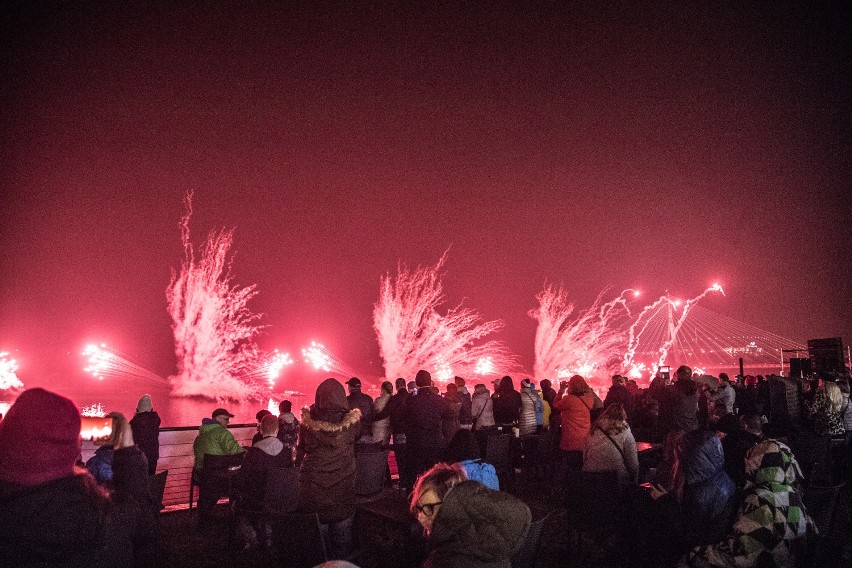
[414,501,443,516]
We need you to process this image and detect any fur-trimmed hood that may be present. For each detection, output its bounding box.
[301,407,361,433]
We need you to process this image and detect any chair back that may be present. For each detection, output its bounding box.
[486,434,515,469]
[564,470,620,532]
[355,450,388,496]
[272,512,328,568]
[511,509,550,568]
[802,483,843,536]
[204,452,245,471]
[149,470,168,511]
[788,432,832,486]
[264,467,300,514]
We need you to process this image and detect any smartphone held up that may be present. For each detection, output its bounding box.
[80,416,113,442]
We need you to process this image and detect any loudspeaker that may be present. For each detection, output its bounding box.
[789,358,812,379]
[807,337,845,375]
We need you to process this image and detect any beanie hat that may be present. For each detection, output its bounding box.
[0,388,81,486]
[136,394,153,413]
[415,370,432,387]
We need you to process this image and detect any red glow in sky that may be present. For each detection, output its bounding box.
[0,3,849,392]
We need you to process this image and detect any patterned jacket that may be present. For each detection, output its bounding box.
[682,440,816,568]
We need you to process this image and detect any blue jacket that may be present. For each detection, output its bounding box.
[86,445,114,486]
[681,430,737,545]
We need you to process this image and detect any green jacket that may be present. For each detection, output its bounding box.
[193,422,243,469]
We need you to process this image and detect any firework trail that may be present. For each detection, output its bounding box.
[244,349,294,389]
[166,191,266,401]
[622,294,672,372]
[655,284,724,368]
[301,342,358,377]
[0,352,24,392]
[530,285,634,393]
[373,255,516,382]
[82,344,169,385]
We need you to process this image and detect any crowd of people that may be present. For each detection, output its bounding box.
[2,363,850,567]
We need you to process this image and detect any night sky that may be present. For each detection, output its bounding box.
[2,2,850,392]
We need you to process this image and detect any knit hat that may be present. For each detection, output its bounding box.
[136,394,153,413]
[415,369,432,387]
[0,388,81,486]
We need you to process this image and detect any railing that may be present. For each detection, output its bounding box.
[81,424,256,508]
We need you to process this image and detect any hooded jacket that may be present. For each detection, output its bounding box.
[298,378,361,522]
[193,421,244,469]
[685,440,816,567]
[129,407,160,475]
[492,376,521,425]
[680,430,737,546]
[424,480,531,568]
[519,383,544,435]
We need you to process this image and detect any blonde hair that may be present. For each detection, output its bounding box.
[594,403,628,435]
[409,462,465,515]
[824,381,842,413]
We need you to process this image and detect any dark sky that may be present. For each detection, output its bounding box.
[2,2,850,389]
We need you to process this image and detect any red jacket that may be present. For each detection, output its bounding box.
[553,391,600,451]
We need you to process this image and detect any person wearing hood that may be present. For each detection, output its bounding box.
[298,378,361,558]
[454,376,474,430]
[519,378,544,436]
[492,376,522,432]
[0,388,111,566]
[192,407,245,522]
[553,375,603,470]
[276,399,300,456]
[647,429,737,556]
[682,439,816,567]
[129,394,160,475]
[410,462,531,568]
[471,383,497,456]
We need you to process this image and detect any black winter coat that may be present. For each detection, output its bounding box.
[129,411,160,474]
[403,389,453,450]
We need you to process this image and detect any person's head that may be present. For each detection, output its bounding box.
[345,377,361,393]
[611,374,625,386]
[443,428,481,463]
[395,377,407,392]
[410,462,466,535]
[454,376,465,388]
[568,375,590,396]
[740,413,764,436]
[520,378,533,390]
[675,365,693,382]
[279,400,292,414]
[744,375,758,387]
[212,407,234,427]
[540,379,552,391]
[719,373,730,384]
[260,414,279,437]
[445,383,458,397]
[381,380,394,396]
[594,403,628,435]
[312,378,349,424]
[824,380,842,412]
[498,376,514,392]
[136,394,153,413]
[0,388,82,486]
[415,370,432,388]
[474,383,489,395]
[256,409,272,424]
[626,379,639,393]
[675,374,697,396]
[407,381,416,393]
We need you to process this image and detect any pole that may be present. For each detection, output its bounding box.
[739,357,744,378]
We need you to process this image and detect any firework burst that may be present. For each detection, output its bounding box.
[0,352,24,392]
[82,344,168,385]
[166,191,266,401]
[373,254,516,382]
